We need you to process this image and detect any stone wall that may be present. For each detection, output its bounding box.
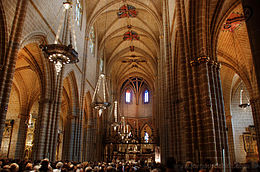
[231,82,254,163]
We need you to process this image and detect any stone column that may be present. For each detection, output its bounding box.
[250,96,260,159]
[242,0,260,90]
[214,63,230,168]
[85,109,95,161]
[163,0,177,159]
[32,97,54,160]
[175,0,193,162]
[14,113,28,159]
[0,0,29,148]
[197,59,217,163]
[0,0,21,99]
[50,73,64,161]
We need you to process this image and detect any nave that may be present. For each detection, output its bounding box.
[0,0,260,171]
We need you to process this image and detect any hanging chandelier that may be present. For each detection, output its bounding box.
[91,73,111,116]
[239,89,250,109]
[40,1,79,75]
[111,101,120,130]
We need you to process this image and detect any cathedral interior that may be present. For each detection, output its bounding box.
[0,0,260,170]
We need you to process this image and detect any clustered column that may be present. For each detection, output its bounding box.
[242,0,260,161]
[33,71,64,161]
[0,0,29,148]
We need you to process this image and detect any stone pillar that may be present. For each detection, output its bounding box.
[0,0,29,148]
[175,0,193,162]
[49,73,64,161]
[162,0,172,160]
[208,61,222,163]
[0,0,21,98]
[197,59,217,162]
[158,36,168,164]
[225,115,236,164]
[214,63,230,169]
[32,98,54,160]
[14,113,28,159]
[250,96,260,159]
[61,115,72,160]
[33,71,64,161]
[242,0,260,90]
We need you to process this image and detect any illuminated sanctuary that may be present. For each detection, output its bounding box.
[0,0,260,170]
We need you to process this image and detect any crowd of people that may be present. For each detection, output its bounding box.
[0,158,259,172]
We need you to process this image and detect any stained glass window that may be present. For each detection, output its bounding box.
[126,90,131,103]
[144,132,149,143]
[89,26,95,54]
[75,0,83,26]
[100,58,103,72]
[117,4,137,18]
[144,90,149,103]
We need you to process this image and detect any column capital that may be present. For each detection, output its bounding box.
[190,56,210,66]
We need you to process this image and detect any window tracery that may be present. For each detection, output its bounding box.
[144,90,149,103]
[75,0,83,26]
[89,26,95,55]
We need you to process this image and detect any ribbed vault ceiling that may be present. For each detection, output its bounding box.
[86,0,162,89]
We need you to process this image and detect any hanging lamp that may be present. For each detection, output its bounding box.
[91,73,111,116]
[239,87,250,109]
[111,100,120,130]
[91,3,111,116]
[40,1,79,75]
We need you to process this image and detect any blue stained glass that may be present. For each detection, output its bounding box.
[144,132,149,143]
[144,90,149,103]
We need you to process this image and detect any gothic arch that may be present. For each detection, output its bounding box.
[18,33,54,103]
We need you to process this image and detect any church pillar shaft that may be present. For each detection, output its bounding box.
[33,98,53,160]
[197,61,217,162]
[208,62,222,163]
[242,0,260,91]
[158,34,167,164]
[191,64,203,163]
[250,97,260,159]
[15,113,28,159]
[0,0,21,100]
[214,64,230,167]
[50,73,64,161]
[176,0,194,162]
[86,111,95,161]
[0,0,29,148]
[163,0,175,159]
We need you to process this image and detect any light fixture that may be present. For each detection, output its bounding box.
[91,73,111,116]
[111,101,120,131]
[239,88,250,109]
[40,0,79,75]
